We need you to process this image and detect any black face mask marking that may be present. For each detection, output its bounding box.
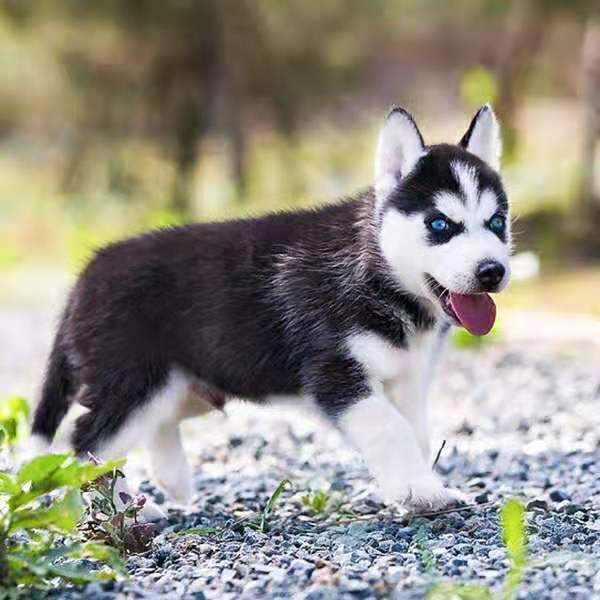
[388,144,508,218]
[425,211,465,245]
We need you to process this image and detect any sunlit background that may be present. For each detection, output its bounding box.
[1,7,599,596]
[1,1,599,356]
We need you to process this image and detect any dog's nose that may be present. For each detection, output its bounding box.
[476,260,505,291]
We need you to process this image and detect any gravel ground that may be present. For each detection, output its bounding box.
[2,301,600,599]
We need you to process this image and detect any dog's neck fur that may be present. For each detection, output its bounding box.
[272,191,437,351]
[355,189,436,330]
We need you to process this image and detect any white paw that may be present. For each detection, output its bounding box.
[155,469,194,506]
[402,474,467,513]
[137,498,167,522]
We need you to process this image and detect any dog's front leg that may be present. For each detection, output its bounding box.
[314,370,463,512]
[385,376,431,464]
[386,323,452,464]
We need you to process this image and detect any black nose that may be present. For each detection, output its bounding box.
[476,260,505,291]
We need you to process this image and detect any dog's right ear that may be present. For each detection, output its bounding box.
[374,107,425,208]
[459,104,502,171]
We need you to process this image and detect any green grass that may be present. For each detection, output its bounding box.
[259,478,293,533]
[424,499,528,600]
[179,478,293,536]
[301,489,330,514]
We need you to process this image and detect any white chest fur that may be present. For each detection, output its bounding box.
[346,331,412,381]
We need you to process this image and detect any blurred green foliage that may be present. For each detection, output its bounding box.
[452,322,501,350]
[0,397,29,449]
[0,1,597,271]
[460,67,499,109]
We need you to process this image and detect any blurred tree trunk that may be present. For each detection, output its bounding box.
[221,0,251,201]
[494,1,547,161]
[171,91,206,216]
[580,19,600,223]
[218,0,302,203]
[167,2,221,218]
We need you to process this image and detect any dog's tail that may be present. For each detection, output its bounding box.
[31,313,76,447]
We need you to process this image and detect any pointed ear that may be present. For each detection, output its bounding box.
[374,107,425,205]
[459,103,502,171]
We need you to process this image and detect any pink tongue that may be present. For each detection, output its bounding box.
[449,292,496,336]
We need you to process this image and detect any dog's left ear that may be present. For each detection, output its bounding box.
[459,103,502,171]
[374,107,425,206]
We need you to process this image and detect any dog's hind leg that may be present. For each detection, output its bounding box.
[147,422,193,505]
[71,360,171,459]
[146,379,221,505]
[72,365,188,520]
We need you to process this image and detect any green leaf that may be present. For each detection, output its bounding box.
[45,562,114,583]
[9,488,83,533]
[502,499,527,568]
[0,580,23,599]
[11,454,124,510]
[260,478,292,532]
[414,526,437,575]
[11,540,125,579]
[53,458,125,489]
[501,499,528,600]
[0,472,18,495]
[265,479,292,516]
[16,453,71,485]
[312,490,329,512]
[10,453,72,509]
[9,550,115,584]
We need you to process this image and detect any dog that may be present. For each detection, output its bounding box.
[30,104,511,512]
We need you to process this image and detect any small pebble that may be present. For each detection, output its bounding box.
[527,499,549,511]
[550,489,571,503]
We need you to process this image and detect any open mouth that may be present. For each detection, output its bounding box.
[425,275,496,337]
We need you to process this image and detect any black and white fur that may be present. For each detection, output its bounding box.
[31,105,511,511]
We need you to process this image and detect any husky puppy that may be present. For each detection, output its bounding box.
[31,105,510,511]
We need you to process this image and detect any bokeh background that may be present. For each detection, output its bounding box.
[0,1,599,335]
[2,7,600,597]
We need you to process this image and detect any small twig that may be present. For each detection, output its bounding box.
[432,439,447,469]
[413,500,497,519]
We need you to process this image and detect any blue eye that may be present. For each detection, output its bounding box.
[489,215,506,233]
[430,218,450,232]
